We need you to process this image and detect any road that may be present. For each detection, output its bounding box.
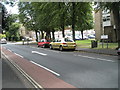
[2,43,118,88]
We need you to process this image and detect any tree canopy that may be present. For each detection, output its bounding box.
[18,2,94,41]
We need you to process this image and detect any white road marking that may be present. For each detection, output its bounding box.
[32,51,47,56]
[96,58,115,62]
[14,53,24,58]
[3,47,6,49]
[45,49,59,53]
[75,54,115,62]
[30,61,60,76]
[7,49,12,52]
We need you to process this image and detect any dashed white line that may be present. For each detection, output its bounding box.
[78,55,96,59]
[32,51,47,56]
[14,53,24,58]
[75,54,115,62]
[96,58,115,62]
[30,61,60,76]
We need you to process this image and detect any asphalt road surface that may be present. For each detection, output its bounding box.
[2,43,118,88]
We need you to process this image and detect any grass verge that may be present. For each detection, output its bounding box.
[76,39,118,50]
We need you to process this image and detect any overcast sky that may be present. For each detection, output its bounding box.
[3,1,19,14]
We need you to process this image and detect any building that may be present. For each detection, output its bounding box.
[19,24,36,41]
[94,9,117,42]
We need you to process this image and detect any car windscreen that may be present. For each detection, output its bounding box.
[64,38,73,42]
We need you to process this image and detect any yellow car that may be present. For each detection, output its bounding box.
[49,38,76,51]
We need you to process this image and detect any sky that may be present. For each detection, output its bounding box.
[2,1,19,14]
[5,4,19,14]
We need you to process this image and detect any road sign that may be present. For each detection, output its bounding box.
[101,35,108,39]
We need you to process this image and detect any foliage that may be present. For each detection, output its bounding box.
[6,23,20,41]
[18,2,94,41]
[0,34,6,39]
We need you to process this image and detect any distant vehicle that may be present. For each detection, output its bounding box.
[118,48,120,60]
[117,48,120,55]
[0,38,7,44]
[49,38,76,51]
[88,35,95,39]
[75,35,88,40]
[38,39,51,48]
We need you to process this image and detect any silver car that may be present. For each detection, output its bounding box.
[0,38,7,44]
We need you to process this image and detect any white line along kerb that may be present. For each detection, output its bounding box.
[32,51,47,56]
[75,54,115,62]
[8,49,12,52]
[30,61,60,77]
[14,53,24,58]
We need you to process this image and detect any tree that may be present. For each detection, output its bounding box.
[76,2,93,40]
[18,2,40,42]
[6,23,20,41]
[18,2,94,41]
[68,2,93,40]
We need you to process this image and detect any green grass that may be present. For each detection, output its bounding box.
[76,39,118,49]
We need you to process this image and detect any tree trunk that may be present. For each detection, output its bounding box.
[81,30,84,40]
[46,30,50,40]
[52,29,55,40]
[61,23,65,38]
[72,2,75,41]
[41,31,44,39]
[35,30,38,42]
[112,3,120,48]
[38,31,40,41]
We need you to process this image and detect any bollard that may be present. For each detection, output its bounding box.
[22,39,25,45]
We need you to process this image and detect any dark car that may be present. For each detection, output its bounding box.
[38,39,51,48]
[117,48,120,60]
[117,48,120,55]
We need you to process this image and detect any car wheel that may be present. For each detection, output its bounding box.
[72,48,75,51]
[42,45,45,48]
[50,45,53,49]
[38,45,40,47]
[59,46,63,51]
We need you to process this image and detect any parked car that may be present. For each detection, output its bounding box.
[38,39,51,48]
[75,35,88,40]
[49,38,76,51]
[117,48,120,55]
[88,35,95,39]
[117,48,120,60]
[0,38,7,44]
